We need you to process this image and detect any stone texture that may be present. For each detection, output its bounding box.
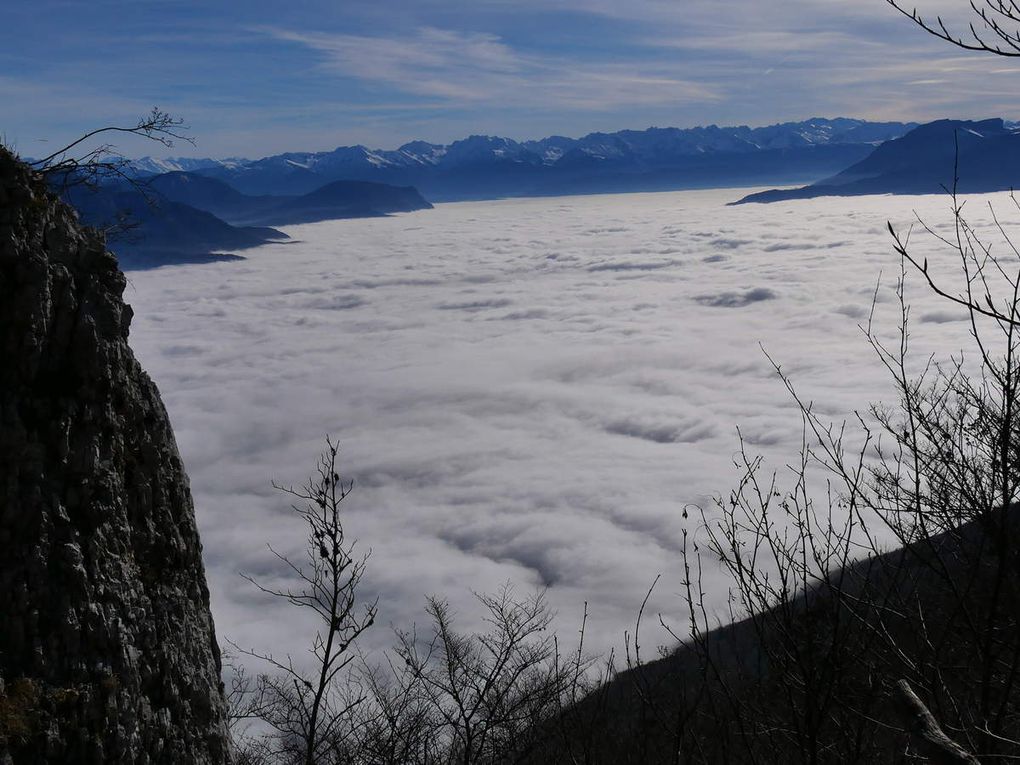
[0,149,230,763]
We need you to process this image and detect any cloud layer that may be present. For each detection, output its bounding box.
[124,187,1000,664]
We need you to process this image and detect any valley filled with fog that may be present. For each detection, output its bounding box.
[124,188,1003,661]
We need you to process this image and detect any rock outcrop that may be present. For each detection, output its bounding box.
[0,149,230,762]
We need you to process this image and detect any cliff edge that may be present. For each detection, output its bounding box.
[0,149,230,762]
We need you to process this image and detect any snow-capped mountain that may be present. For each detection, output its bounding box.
[131,118,919,199]
[129,155,248,175]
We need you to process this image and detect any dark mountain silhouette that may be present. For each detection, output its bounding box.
[146,172,432,226]
[58,170,432,268]
[736,118,1020,203]
[63,185,288,269]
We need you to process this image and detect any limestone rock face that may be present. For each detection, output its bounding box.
[0,150,230,763]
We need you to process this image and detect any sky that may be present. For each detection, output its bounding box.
[3,0,1020,159]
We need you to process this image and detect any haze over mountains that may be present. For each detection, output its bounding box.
[131,118,918,200]
[144,173,432,226]
[63,175,432,268]
[63,184,289,269]
[64,116,1020,268]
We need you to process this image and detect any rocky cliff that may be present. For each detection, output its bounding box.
[0,149,230,762]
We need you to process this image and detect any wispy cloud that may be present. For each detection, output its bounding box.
[5,0,1018,158]
[263,26,721,110]
[266,27,522,99]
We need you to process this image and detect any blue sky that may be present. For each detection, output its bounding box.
[3,0,1018,158]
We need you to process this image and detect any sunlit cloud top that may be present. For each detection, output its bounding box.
[3,0,1018,157]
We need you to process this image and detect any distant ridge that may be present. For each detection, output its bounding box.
[63,184,288,269]
[129,118,918,201]
[735,119,1020,204]
[59,173,432,269]
[145,172,432,226]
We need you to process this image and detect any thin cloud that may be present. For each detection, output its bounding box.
[643,29,887,55]
[262,25,721,109]
[6,0,1020,156]
[524,0,970,27]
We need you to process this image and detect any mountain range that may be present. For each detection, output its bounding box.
[130,118,918,200]
[69,116,1020,268]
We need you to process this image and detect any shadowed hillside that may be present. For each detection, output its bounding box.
[63,183,288,269]
[145,172,433,226]
[531,511,1017,763]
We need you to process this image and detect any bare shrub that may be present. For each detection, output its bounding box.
[230,438,376,765]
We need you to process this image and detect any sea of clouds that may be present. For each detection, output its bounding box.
[124,187,1012,667]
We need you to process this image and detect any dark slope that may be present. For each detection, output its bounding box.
[144,172,432,226]
[737,119,1020,204]
[530,511,1017,764]
[63,185,287,269]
